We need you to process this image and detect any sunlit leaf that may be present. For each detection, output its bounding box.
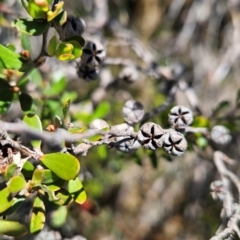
[20,33,32,56]
[42,169,59,184]
[53,10,67,26]
[28,0,48,18]
[32,169,44,185]
[30,196,45,234]
[53,189,73,205]
[46,1,64,22]
[40,153,80,180]
[0,198,25,216]
[47,35,57,56]
[8,176,27,193]
[23,113,42,149]
[0,188,14,213]
[68,177,87,204]
[192,116,210,128]
[21,161,34,178]
[4,164,18,181]
[12,18,49,36]
[67,40,82,59]
[0,220,27,237]
[43,179,66,192]
[0,44,22,70]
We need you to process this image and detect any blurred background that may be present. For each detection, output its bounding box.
[1,0,240,239]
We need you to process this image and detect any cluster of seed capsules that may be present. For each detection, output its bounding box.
[77,40,106,81]
[90,103,194,156]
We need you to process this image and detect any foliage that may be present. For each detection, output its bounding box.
[0,0,240,239]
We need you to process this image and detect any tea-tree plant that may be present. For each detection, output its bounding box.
[0,0,240,239]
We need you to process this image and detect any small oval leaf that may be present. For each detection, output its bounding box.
[50,206,67,228]
[20,33,32,56]
[30,196,45,234]
[53,189,73,206]
[0,188,14,213]
[42,169,59,184]
[40,153,80,180]
[23,113,42,149]
[0,44,22,70]
[4,164,18,181]
[68,177,87,204]
[0,198,25,216]
[21,161,35,178]
[0,220,27,237]
[8,176,27,193]
[12,19,49,36]
[47,35,57,56]
[32,169,44,185]
[19,92,33,112]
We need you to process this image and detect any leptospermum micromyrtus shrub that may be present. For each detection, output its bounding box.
[0,0,240,239]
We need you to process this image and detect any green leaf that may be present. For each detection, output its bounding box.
[30,196,45,234]
[57,53,75,61]
[0,198,25,216]
[0,220,27,237]
[21,161,34,178]
[53,10,67,26]
[43,178,65,192]
[42,169,59,184]
[43,75,67,97]
[40,153,80,180]
[28,0,48,18]
[55,41,82,61]
[19,92,33,112]
[20,33,33,56]
[0,78,13,114]
[23,113,42,149]
[92,101,111,120]
[196,136,208,149]
[65,36,85,48]
[192,116,210,128]
[67,40,82,59]
[53,189,73,205]
[39,185,60,201]
[56,42,73,55]
[0,44,22,70]
[0,188,14,213]
[68,177,87,204]
[46,1,64,22]
[50,206,67,228]
[12,18,49,36]
[62,98,71,119]
[32,169,44,185]
[47,35,57,56]
[8,176,27,193]
[4,164,18,181]
[212,101,230,117]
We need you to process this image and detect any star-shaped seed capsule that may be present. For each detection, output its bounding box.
[163,130,187,156]
[168,105,193,129]
[137,122,165,150]
[81,40,106,68]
